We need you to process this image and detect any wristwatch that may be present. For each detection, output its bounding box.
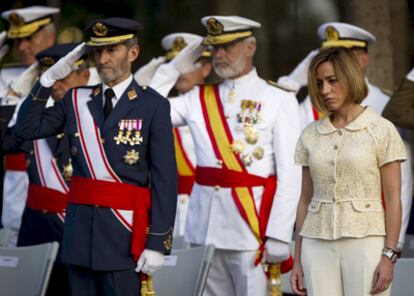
[382,247,398,263]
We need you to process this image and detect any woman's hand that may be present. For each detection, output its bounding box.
[370,257,394,295]
[290,261,307,295]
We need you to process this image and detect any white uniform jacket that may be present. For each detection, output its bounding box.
[151,66,302,250]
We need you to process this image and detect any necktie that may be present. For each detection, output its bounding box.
[104,88,115,119]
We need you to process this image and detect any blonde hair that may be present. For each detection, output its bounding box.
[308,47,368,113]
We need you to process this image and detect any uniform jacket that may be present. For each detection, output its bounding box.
[151,66,302,250]
[383,78,414,130]
[14,78,177,270]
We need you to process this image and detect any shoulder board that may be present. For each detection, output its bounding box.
[266,80,296,93]
[381,88,393,96]
[1,62,25,69]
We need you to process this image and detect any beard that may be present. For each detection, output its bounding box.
[97,59,129,84]
[213,55,246,79]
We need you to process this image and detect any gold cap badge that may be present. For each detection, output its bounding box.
[172,36,187,52]
[93,22,108,37]
[9,13,25,26]
[40,56,55,66]
[325,26,339,41]
[206,18,224,36]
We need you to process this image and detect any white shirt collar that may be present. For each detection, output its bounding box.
[102,74,133,101]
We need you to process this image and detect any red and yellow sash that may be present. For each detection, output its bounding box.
[199,85,286,264]
[173,128,195,195]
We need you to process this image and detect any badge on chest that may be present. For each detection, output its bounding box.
[113,119,143,165]
[114,119,144,146]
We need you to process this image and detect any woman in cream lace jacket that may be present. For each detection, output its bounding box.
[290,47,406,296]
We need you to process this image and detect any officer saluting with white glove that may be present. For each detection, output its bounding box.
[14,17,177,295]
[150,15,302,296]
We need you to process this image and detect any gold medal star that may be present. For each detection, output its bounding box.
[123,149,139,165]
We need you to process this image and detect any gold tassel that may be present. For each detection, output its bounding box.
[141,275,155,296]
[268,263,282,296]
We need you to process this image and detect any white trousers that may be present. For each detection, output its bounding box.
[173,194,189,237]
[203,249,267,296]
[1,171,29,246]
[301,236,390,296]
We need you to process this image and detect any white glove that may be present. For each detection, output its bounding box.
[170,40,205,74]
[135,249,165,274]
[264,238,290,263]
[406,67,414,82]
[40,42,86,88]
[277,49,319,93]
[9,62,40,98]
[0,31,9,62]
[134,56,166,86]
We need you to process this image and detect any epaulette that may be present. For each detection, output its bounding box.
[381,88,393,96]
[266,80,296,93]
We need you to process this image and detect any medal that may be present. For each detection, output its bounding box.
[123,149,139,165]
[253,147,264,160]
[244,126,259,144]
[131,119,143,145]
[114,120,126,145]
[241,154,253,166]
[230,139,246,154]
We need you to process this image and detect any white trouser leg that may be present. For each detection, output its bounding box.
[1,171,29,246]
[302,236,390,296]
[203,249,267,296]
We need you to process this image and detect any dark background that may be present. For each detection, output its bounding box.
[1,0,413,90]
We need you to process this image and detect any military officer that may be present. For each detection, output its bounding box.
[3,43,91,296]
[137,32,212,237]
[150,16,302,295]
[13,18,177,295]
[278,22,414,253]
[0,5,59,245]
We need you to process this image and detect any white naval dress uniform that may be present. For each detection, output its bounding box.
[300,79,413,250]
[151,66,302,295]
[173,125,196,237]
[0,65,29,246]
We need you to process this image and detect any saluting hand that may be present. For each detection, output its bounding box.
[40,42,86,88]
[134,56,166,86]
[0,31,9,62]
[170,40,206,74]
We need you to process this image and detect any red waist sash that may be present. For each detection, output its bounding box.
[178,175,195,195]
[68,176,151,261]
[4,153,26,171]
[26,183,68,213]
[195,166,293,273]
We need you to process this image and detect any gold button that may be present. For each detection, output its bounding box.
[74,132,80,137]
[333,145,338,150]
[214,185,220,191]
[338,130,343,136]
[217,159,223,166]
[101,138,105,144]
[365,203,371,208]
